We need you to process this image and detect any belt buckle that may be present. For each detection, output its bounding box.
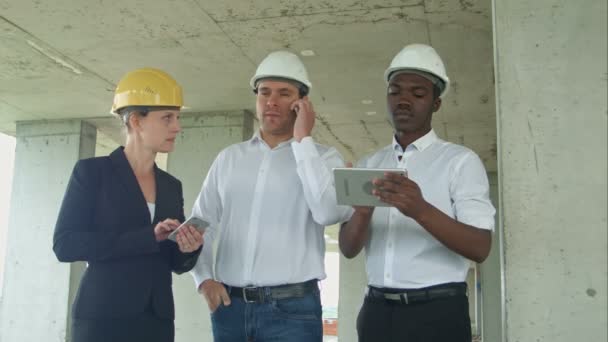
[242,286,258,303]
[400,292,409,304]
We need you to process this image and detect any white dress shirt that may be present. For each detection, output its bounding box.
[190,132,351,288]
[147,203,155,222]
[358,129,495,289]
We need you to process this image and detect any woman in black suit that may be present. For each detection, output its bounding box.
[53,68,203,342]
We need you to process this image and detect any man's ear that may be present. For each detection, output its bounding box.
[433,97,442,113]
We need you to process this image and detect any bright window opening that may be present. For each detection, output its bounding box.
[0,133,16,299]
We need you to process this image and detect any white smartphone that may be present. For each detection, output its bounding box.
[333,167,407,207]
[167,216,209,242]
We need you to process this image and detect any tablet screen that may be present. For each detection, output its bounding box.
[334,168,407,207]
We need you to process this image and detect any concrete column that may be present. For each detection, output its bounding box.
[480,172,502,341]
[0,133,16,299]
[166,110,254,341]
[0,120,96,342]
[493,0,607,340]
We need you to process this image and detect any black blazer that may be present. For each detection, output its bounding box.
[53,147,201,320]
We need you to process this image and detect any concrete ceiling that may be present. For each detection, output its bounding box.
[0,0,497,170]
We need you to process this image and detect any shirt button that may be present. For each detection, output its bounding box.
[386,273,391,278]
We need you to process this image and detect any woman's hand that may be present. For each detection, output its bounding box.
[154,219,180,242]
[175,225,204,253]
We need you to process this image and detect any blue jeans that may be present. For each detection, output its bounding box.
[210,287,322,342]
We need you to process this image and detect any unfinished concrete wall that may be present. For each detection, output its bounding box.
[0,133,16,299]
[493,0,607,340]
[481,172,502,341]
[0,120,96,342]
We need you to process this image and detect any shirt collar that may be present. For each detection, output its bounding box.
[392,129,439,153]
[250,129,295,148]
[250,130,263,145]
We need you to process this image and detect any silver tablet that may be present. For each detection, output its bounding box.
[334,168,407,207]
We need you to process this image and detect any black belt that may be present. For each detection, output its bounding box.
[366,282,467,305]
[227,280,318,304]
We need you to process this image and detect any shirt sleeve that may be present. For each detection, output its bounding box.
[450,151,496,231]
[168,182,202,274]
[190,153,224,289]
[291,137,354,226]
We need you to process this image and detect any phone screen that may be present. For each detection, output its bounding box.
[167,217,209,242]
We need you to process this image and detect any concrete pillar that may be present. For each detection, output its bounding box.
[0,120,96,342]
[493,0,607,340]
[480,172,502,341]
[166,111,254,341]
[0,133,16,299]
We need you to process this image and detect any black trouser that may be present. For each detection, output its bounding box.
[357,284,472,342]
[72,313,174,342]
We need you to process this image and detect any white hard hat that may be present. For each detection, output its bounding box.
[384,44,450,97]
[250,51,312,93]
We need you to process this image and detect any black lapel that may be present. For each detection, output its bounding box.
[109,147,152,225]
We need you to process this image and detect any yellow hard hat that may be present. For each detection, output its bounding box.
[111,68,183,114]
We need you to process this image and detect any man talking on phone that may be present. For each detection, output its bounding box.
[339,44,496,342]
[190,51,351,341]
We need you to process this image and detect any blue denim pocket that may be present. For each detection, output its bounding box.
[210,302,222,315]
[270,292,322,321]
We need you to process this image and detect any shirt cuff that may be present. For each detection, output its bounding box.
[291,136,319,162]
[460,217,495,232]
[342,207,355,222]
[191,266,214,291]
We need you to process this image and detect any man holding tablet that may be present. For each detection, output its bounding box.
[339,44,495,342]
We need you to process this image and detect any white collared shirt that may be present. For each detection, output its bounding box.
[358,129,495,289]
[190,132,351,288]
